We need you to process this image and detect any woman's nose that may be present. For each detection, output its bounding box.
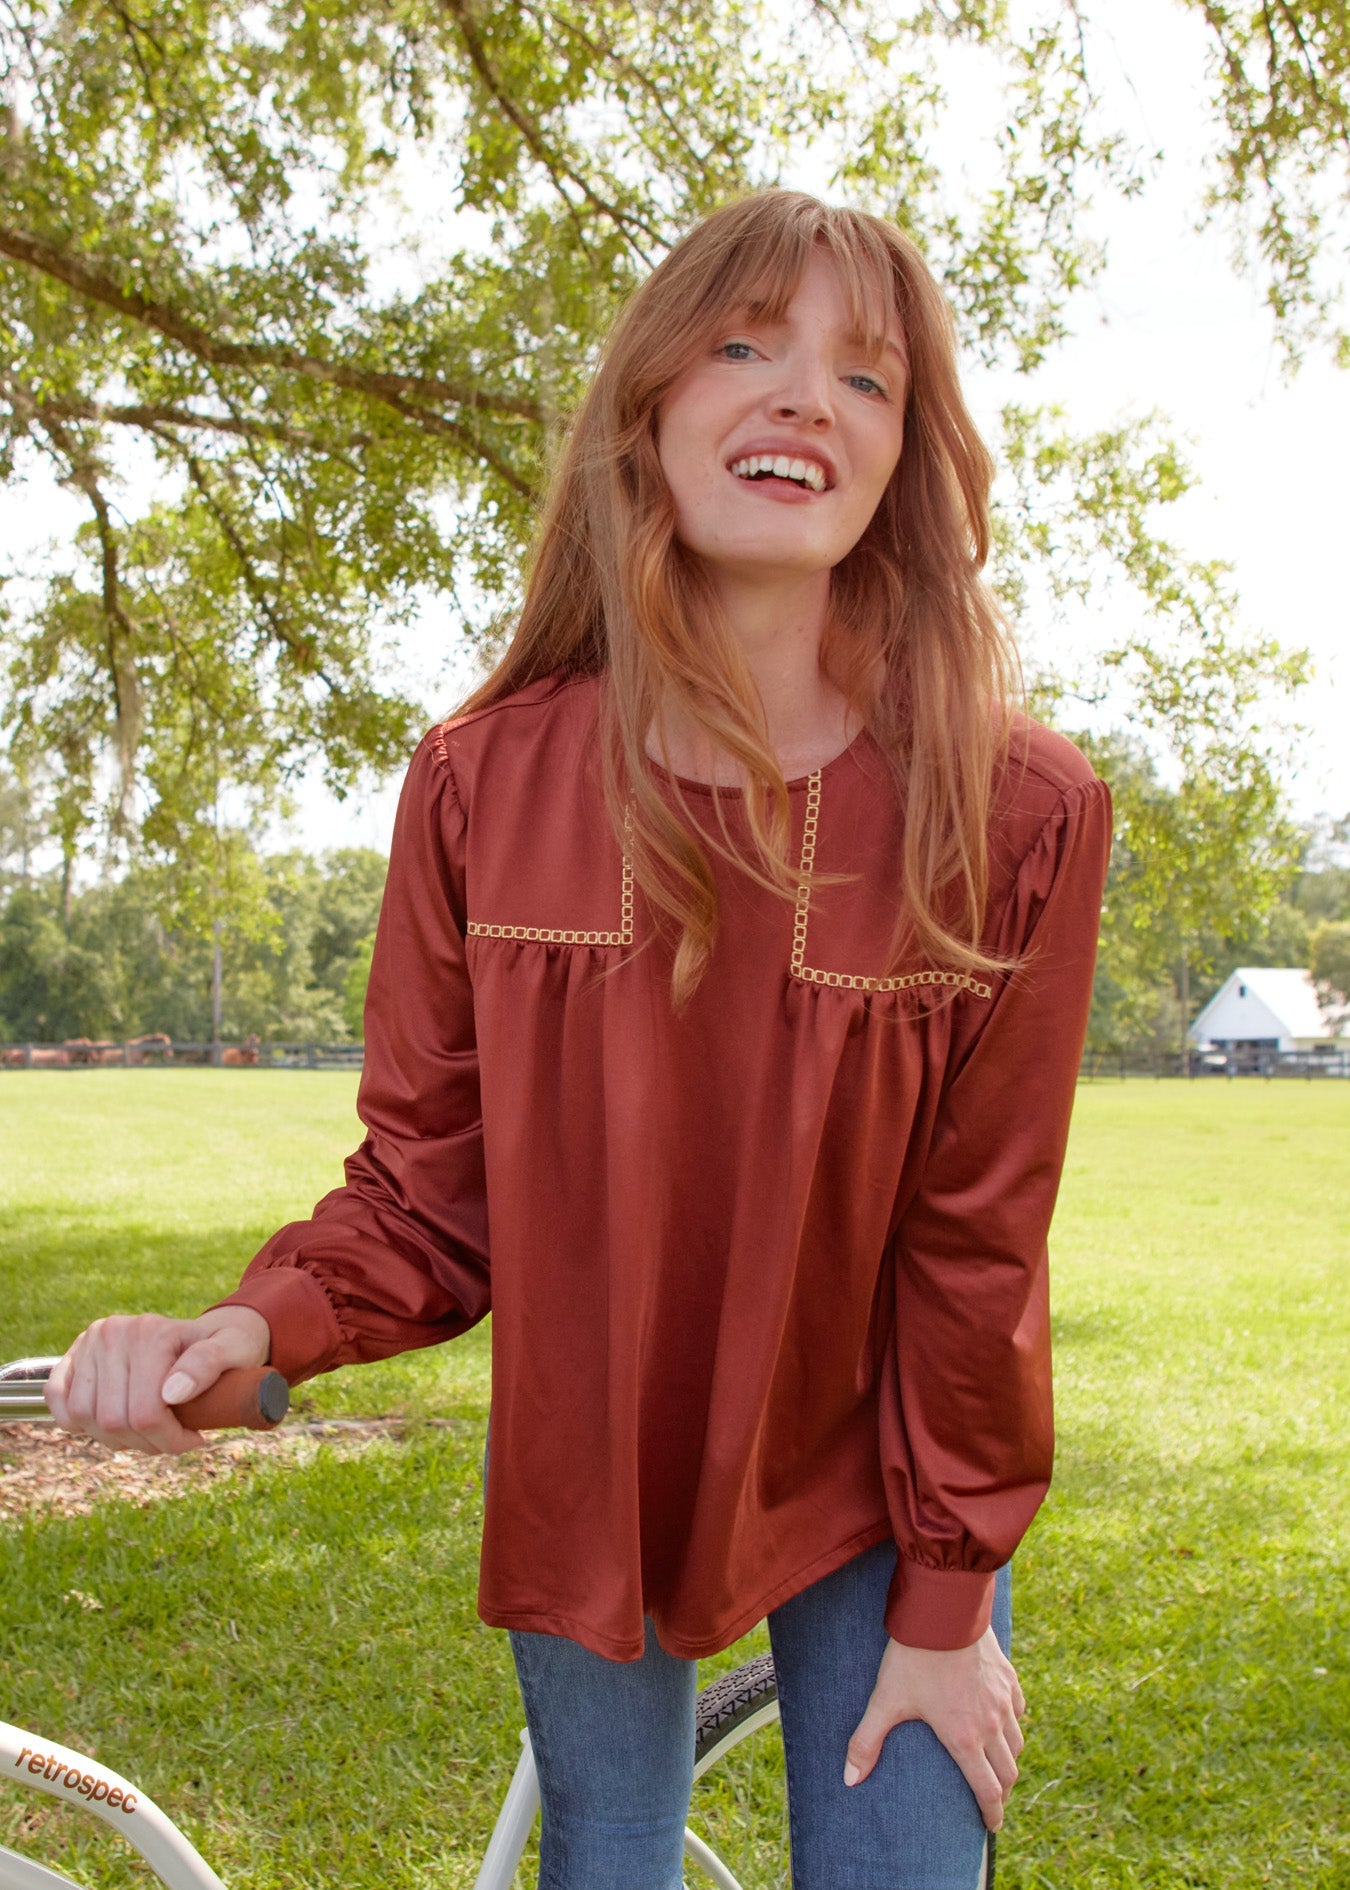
[769,356,834,427]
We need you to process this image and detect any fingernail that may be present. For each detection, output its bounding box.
[162,1373,192,1404]
[843,1762,861,1787]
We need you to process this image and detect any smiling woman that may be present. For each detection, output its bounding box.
[45,191,1112,1890]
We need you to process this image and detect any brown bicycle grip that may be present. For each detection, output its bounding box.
[172,1367,290,1431]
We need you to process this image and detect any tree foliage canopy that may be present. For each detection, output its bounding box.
[1,0,1338,968]
[1187,0,1350,366]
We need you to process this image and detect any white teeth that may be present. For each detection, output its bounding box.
[729,454,828,491]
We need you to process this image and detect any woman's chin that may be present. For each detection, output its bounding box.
[681,539,843,586]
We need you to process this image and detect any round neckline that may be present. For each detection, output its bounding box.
[643,723,870,796]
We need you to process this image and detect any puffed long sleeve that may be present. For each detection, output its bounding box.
[213,733,491,1384]
[880,774,1113,1650]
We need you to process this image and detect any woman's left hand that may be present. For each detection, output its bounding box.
[843,1628,1026,1831]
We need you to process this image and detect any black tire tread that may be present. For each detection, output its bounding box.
[693,1652,778,1762]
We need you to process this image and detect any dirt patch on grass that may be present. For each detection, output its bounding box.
[0,1416,462,1523]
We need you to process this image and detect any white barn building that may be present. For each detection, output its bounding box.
[1188,967,1339,1056]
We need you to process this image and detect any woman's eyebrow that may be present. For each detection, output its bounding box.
[843,330,907,365]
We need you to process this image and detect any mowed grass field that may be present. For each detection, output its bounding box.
[1,1072,1346,1889]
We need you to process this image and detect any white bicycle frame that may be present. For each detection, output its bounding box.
[0,1709,777,1890]
[0,1718,226,1890]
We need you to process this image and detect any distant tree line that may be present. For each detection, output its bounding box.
[0,821,384,1045]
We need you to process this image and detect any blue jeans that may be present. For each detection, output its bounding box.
[507,1541,1014,1889]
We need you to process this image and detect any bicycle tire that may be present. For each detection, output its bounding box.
[693,1653,780,1775]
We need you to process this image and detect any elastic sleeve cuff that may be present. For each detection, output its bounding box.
[210,1266,346,1387]
[884,1557,997,1650]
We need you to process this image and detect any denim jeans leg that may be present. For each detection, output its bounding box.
[768,1540,1014,1890]
[508,1616,698,1890]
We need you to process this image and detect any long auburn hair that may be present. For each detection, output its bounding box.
[457,190,1021,1009]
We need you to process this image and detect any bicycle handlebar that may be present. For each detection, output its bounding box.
[176,1366,290,1430]
[0,1358,290,1432]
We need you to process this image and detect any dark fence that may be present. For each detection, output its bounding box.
[6,1039,1347,1079]
[0,1037,364,1070]
[1081,1047,1350,1080]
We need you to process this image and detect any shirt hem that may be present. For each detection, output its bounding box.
[477,1514,897,1663]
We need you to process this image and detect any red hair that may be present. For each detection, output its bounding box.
[458,190,1020,1008]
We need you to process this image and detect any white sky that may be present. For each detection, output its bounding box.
[8,0,1348,857]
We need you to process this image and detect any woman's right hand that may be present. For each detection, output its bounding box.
[43,1306,272,1455]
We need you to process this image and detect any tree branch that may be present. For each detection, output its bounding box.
[370,383,539,499]
[515,1,709,175]
[0,222,543,423]
[1272,0,1331,110]
[436,0,660,261]
[19,391,373,452]
[103,0,165,110]
[179,448,337,688]
[1261,0,1285,118]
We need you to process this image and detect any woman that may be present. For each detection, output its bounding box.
[47,191,1112,1889]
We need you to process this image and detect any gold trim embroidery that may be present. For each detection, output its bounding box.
[467,836,635,949]
[791,771,993,1000]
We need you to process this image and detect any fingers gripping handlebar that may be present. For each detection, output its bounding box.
[0,1359,290,1431]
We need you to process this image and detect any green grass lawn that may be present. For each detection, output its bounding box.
[1,1072,1347,1888]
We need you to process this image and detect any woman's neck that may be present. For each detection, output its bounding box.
[644,568,858,784]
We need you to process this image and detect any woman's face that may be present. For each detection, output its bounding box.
[655,251,908,589]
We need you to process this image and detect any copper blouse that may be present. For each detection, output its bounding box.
[217,670,1111,1660]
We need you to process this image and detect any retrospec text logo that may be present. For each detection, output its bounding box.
[13,1746,138,1813]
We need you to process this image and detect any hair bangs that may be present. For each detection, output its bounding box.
[816,215,906,365]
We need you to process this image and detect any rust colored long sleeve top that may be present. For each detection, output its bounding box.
[216,669,1111,1661]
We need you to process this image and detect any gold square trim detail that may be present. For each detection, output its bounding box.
[790,771,993,1000]
[466,839,635,950]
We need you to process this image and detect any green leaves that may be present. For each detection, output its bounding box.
[1311,917,1350,1006]
[1182,0,1350,369]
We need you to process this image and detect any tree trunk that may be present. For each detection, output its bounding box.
[211,919,223,1049]
[1179,950,1191,1075]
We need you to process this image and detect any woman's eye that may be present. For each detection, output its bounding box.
[717,341,758,361]
[847,373,887,397]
